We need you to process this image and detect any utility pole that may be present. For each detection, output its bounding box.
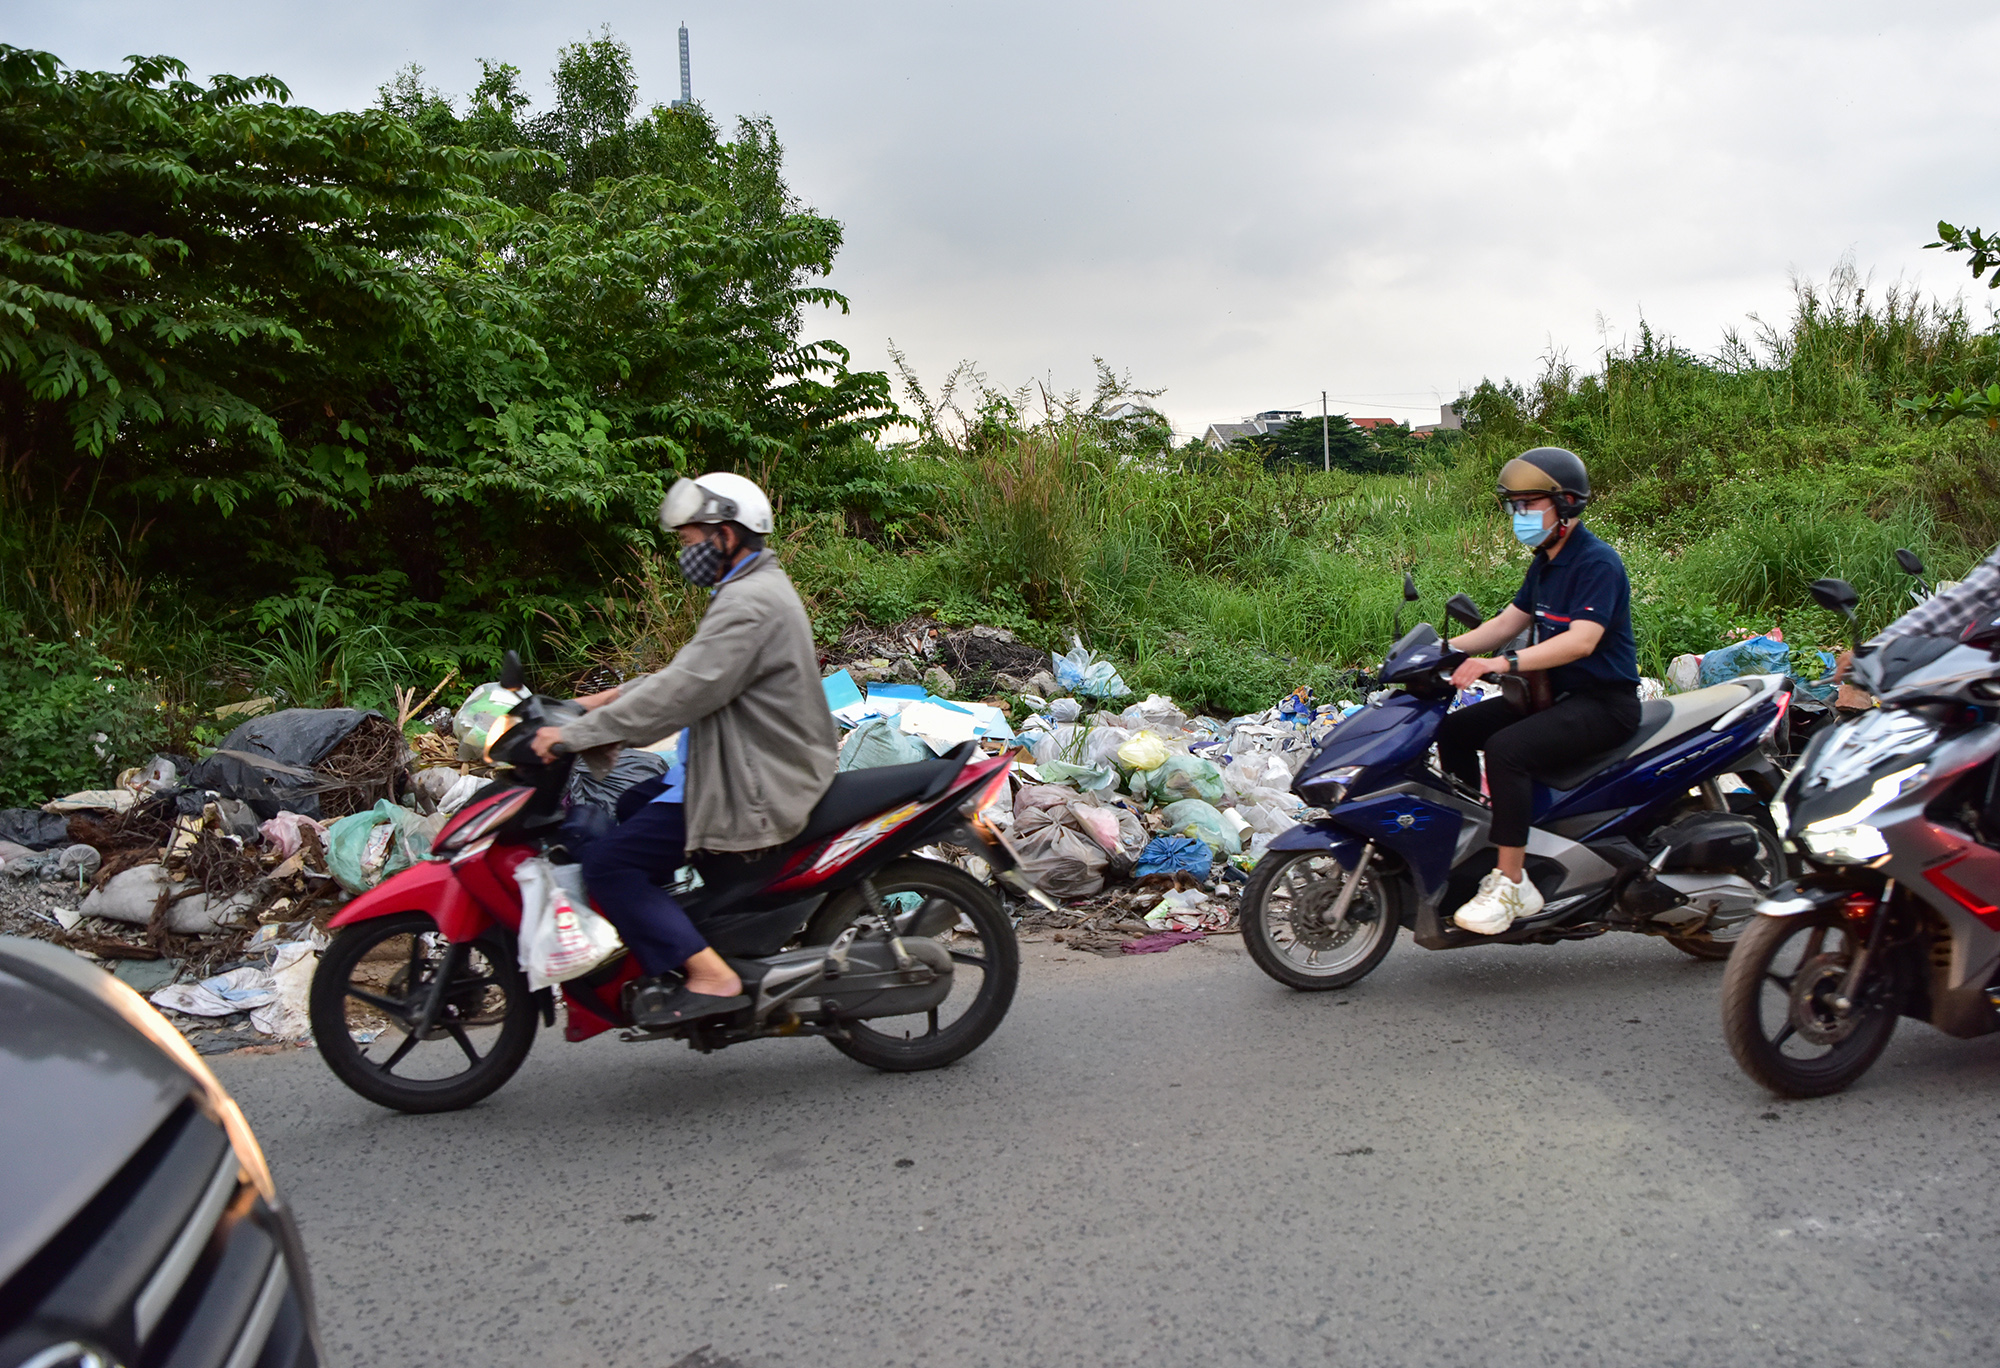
[673,23,692,107]
[1321,391,1330,473]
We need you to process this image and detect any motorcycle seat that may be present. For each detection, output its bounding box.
[793,742,975,843]
[1538,680,1759,792]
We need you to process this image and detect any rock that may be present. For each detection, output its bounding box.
[922,666,958,697]
[993,672,1030,694]
[969,625,1018,642]
[82,865,258,935]
[890,657,920,684]
[1027,670,1059,697]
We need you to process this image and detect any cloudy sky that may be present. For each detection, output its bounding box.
[17,1,2000,439]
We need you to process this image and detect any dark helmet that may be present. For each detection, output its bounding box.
[1496,446,1590,521]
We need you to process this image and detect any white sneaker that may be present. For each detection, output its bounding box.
[1454,868,1544,935]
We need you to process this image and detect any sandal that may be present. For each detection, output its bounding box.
[630,981,749,1029]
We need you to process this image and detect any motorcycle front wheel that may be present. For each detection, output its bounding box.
[309,911,538,1113]
[1241,850,1399,991]
[1720,909,1898,1098]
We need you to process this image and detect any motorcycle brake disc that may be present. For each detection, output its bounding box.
[1283,862,1371,952]
[1789,953,1861,1047]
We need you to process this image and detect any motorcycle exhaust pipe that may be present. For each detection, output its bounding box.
[947,814,1061,912]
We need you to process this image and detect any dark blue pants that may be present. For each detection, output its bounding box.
[579,787,706,975]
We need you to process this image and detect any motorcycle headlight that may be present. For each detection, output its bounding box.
[1299,763,1364,807]
[1797,824,1890,864]
[1797,763,1924,865]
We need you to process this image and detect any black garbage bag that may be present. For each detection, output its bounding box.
[0,809,72,850]
[564,747,669,818]
[187,708,380,820]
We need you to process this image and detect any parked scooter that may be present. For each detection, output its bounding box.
[1241,575,1795,990]
[1722,576,2000,1097]
[309,653,1042,1113]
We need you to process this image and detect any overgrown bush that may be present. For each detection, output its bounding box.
[0,620,165,807]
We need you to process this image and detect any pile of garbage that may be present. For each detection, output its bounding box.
[819,617,1057,699]
[0,683,674,1053]
[825,636,1348,955]
[1665,628,1839,700]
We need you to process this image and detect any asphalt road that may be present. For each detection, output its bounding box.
[214,932,2000,1368]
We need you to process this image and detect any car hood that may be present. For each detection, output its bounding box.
[0,953,193,1285]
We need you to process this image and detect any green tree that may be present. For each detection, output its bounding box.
[1237,414,1410,474]
[381,30,894,476]
[0,46,517,519]
[1930,220,2000,289]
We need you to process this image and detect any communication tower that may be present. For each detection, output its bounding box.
[672,24,692,108]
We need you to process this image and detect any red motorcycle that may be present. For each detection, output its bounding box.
[308,656,1042,1113]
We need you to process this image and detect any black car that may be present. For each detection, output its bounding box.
[0,936,321,1368]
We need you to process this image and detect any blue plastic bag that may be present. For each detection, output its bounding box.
[1698,635,1791,687]
[1134,835,1214,879]
[1052,636,1131,700]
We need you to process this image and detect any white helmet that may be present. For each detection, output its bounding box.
[659,472,774,535]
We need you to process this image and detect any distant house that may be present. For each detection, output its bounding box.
[1202,409,1410,449]
[1201,409,1303,450]
[1097,401,1157,424]
[1411,403,1465,436]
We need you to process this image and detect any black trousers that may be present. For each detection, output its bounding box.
[1435,686,1642,847]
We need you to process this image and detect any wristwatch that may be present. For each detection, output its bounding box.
[1503,649,1520,674]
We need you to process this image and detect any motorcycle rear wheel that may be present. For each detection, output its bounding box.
[1666,817,1788,960]
[1241,850,1399,991]
[1721,909,1897,1098]
[807,858,1019,1073]
[309,911,538,1113]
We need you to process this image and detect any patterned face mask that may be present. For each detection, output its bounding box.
[677,536,726,586]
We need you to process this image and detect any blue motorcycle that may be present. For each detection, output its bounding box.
[1242,583,1795,990]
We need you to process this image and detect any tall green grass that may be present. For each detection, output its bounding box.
[777,269,2000,714]
[8,266,1998,723]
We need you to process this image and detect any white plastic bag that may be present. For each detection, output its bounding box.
[1083,726,1133,770]
[515,857,624,990]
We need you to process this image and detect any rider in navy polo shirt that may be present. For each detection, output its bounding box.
[1434,447,1641,936]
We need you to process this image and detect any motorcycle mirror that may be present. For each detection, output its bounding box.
[1403,572,1419,603]
[1445,593,1484,630]
[1809,578,1859,620]
[500,649,525,691]
[1894,547,1927,578]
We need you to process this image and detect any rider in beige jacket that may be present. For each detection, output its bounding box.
[530,473,836,1029]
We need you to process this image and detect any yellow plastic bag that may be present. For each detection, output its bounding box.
[1116,730,1170,772]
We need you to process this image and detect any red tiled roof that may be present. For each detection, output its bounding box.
[1349,417,1400,430]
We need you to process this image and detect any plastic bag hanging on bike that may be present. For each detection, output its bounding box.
[515,857,624,991]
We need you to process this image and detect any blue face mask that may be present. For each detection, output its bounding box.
[1512,508,1550,547]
